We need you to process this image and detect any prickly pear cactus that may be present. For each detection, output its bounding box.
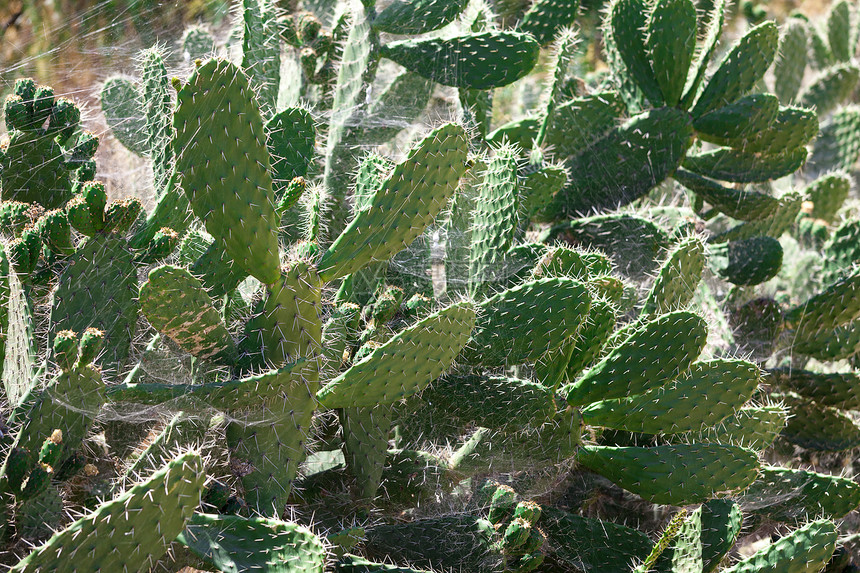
[3,0,860,570]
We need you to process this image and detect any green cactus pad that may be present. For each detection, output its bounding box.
[181,25,216,60]
[799,63,860,116]
[709,236,783,286]
[518,0,580,45]
[793,318,860,361]
[608,0,663,104]
[322,0,373,224]
[341,404,394,500]
[11,452,205,573]
[541,214,671,279]
[139,265,235,362]
[674,170,779,221]
[654,499,743,573]
[266,107,316,195]
[50,235,137,375]
[242,262,321,369]
[642,235,705,316]
[739,106,819,155]
[582,359,760,434]
[782,396,860,451]
[1,251,35,406]
[566,297,616,378]
[467,144,520,290]
[531,246,612,281]
[420,373,554,431]
[336,555,432,572]
[542,91,627,159]
[556,107,693,215]
[190,238,250,300]
[318,124,468,282]
[241,0,281,114]
[0,201,35,237]
[5,363,104,475]
[379,32,540,90]
[139,48,174,196]
[785,269,860,343]
[811,105,860,172]
[691,21,779,117]
[693,94,780,146]
[462,278,591,366]
[563,310,707,406]
[773,19,808,103]
[318,302,475,408]
[682,404,787,451]
[321,303,361,369]
[227,359,320,515]
[106,359,313,409]
[827,0,853,61]
[809,27,837,74]
[721,520,836,573]
[541,508,651,573]
[373,0,467,35]
[803,171,851,222]
[824,218,860,277]
[0,128,76,210]
[100,76,148,155]
[769,368,860,409]
[683,147,808,184]
[487,118,540,150]
[740,467,860,522]
[646,0,697,106]
[576,444,759,505]
[178,513,326,573]
[521,165,567,219]
[363,516,498,572]
[173,58,280,285]
[680,0,728,107]
[712,191,802,243]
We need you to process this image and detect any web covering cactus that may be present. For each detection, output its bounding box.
[2,0,860,571]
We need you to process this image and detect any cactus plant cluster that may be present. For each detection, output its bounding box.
[2,0,860,571]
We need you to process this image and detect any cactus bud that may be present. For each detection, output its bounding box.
[501,518,532,553]
[31,85,55,125]
[48,97,81,141]
[81,181,107,224]
[53,330,79,371]
[77,327,105,367]
[39,430,64,467]
[279,14,301,46]
[519,527,546,555]
[402,293,432,319]
[488,484,517,524]
[72,130,99,162]
[296,12,322,44]
[0,201,34,237]
[512,501,542,526]
[4,95,29,132]
[277,176,307,213]
[66,195,97,237]
[511,552,544,573]
[7,235,36,276]
[13,78,36,101]
[104,197,142,235]
[138,227,179,264]
[37,209,74,256]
